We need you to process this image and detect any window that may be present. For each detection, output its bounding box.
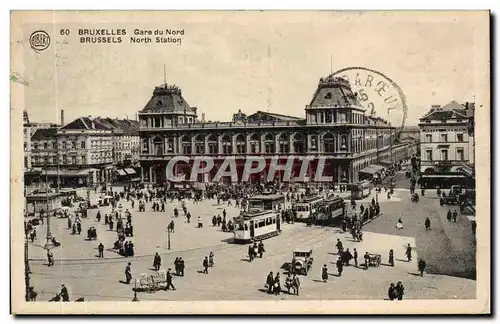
[293,134,304,153]
[44,157,48,164]
[441,149,448,161]
[278,134,289,153]
[249,134,259,153]
[457,134,464,142]
[24,157,28,168]
[440,134,448,142]
[62,155,67,164]
[71,156,76,164]
[52,157,57,165]
[82,155,86,164]
[457,148,464,161]
[222,135,232,154]
[263,134,274,153]
[62,142,67,150]
[33,143,38,150]
[34,156,39,164]
[425,134,432,143]
[24,143,27,151]
[81,141,86,149]
[426,150,433,161]
[323,133,335,153]
[43,142,48,149]
[236,135,246,154]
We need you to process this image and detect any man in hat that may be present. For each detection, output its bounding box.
[203,256,209,274]
[125,262,132,284]
[98,242,104,258]
[166,268,176,290]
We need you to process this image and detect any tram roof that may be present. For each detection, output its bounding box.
[295,195,323,203]
[249,194,285,201]
[239,210,278,219]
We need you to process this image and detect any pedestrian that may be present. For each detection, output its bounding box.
[174,257,180,275]
[335,239,343,255]
[418,258,426,277]
[405,244,412,262]
[364,252,370,269]
[153,252,162,271]
[198,217,203,228]
[248,244,254,262]
[389,249,394,267]
[353,248,358,267]
[258,240,265,258]
[47,250,54,267]
[322,264,328,282]
[125,262,132,284]
[336,257,344,276]
[292,273,301,296]
[266,271,274,294]
[98,243,104,258]
[285,273,293,294]
[343,248,353,266]
[203,256,209,274]
[273,273,281,295]
[452,210,458,223]
[59,284,70,302]
[425,217,431,230]
[179,258,185,276]
[395,281,405,300]
[166,268,176,290]
[209,252,215,267]
[388,283,397,300]
[447,210,452,222]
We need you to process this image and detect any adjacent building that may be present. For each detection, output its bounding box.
[418,101,475,173]
[138,75,402,185]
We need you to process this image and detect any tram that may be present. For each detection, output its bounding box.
[293,196,324,221]
[351,180,372,200]
[248,193,285,211]
[233,209,281,243]
[316,197,346,225]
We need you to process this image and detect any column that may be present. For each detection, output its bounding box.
[218,135,223,154]
[246,135,251,154]
[149,166,153,183]
[191,136,195,155]
[260,134,264,154]
[232,135,237,154]
[204,135,209,155]
[274,135,279,154]
[173,135,178,154]
[141,166,144,182]
[289,134,294,154]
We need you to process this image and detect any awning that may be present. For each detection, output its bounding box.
[116,169,127,176]
[359,164,385,175]
[125,168,136,175]
[42,169,94,177]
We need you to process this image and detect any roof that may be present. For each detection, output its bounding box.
[420,101,469,122]
[246,111,303,122]
[31,127,57,140]
[249,194,285,201]
[60,117,112,131]
[295,195,323,203]
[140,84,196,115]
[400,125,420,132]
[308,76,361,109]
[94,118,139,136]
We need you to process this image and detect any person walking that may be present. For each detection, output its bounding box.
[266,271,274,294]
[248,245,254,262]
[405,244,412,262]
[364,252,370,269]
[273,273,281,295]
[335,239,343,255]
[209,252,215,267]
[59,284,70,302]
[424,217,431,230]
[125,262,132,284]
[336,257,344,277]
[202,256,209,274]
[388,283,397,300]
[153,252,162,271]
[292,273,301,296]
[98,243,104,258]
[258,240,265,258]
[47,250,54,267]
[395,281,405,300]
[452,210,458,223]
[166,268,176,290]
[447,209,452,222]
[418,258,427,277]
[389,249,394,267]
[321,264,328,283]
[353,248,358,267]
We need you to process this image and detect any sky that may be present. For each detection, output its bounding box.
[12,11,488,127]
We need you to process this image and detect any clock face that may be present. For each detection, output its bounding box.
[331,67,408,129]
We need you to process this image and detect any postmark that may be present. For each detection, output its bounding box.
[29,30,51,52]
[331,67,408,129]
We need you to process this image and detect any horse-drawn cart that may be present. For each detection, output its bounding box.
[134,270,168,293]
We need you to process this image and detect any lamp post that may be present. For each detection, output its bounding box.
[24,231,30,302]
[132,280,139,302]
[167,227,171,250]
[44,162,54,251]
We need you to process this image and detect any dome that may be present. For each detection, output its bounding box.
[307,76,361,109]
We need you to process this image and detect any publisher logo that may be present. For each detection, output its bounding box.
[29,30,51,52]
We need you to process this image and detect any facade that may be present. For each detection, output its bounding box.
[94,118,141,164]
[23,110,59,171]
[138,75,402,186]
[418,101,475,173]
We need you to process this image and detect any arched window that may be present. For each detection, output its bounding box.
[278,133,289,153]
[310,135,318,151]
[222,135,232,154]
[264,134,274,153]
[194,135,205,154]
[152,136,164,155]
[141,138,149,153]
[249,134,260,153]
[323,133,335,153]
[207,134,218,154]
[293,133,304,153]
[236,134,246,154]
[166,137,174,153]
[181,135,191,155]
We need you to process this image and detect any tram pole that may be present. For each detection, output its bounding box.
[167,227,171,250]
[24,231,30,302]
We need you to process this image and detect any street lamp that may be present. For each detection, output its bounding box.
[167,227,171,250]
[43,162,54,250]
[24,231,30,302]
[132,280,139,302]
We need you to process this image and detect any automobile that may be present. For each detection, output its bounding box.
[291,247,314,275]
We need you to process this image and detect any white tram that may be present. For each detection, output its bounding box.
[233,210,281,243]
[293,196,324,221]
[316,197,346,225]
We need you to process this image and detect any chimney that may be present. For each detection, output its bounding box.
[60,109,64,126]
[202,112,205,122]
